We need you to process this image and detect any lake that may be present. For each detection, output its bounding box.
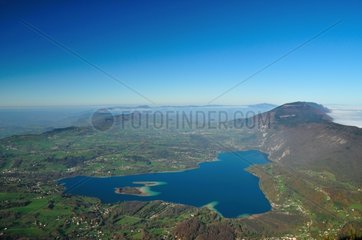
[59,150,271,218]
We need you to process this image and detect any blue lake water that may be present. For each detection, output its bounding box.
[59,150,271,218]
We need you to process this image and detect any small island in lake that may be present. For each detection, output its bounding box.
[115,181,166,197]
[115,186,145,196]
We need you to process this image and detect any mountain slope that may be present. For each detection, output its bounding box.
[252,102,362,185]
[215,102,362,239]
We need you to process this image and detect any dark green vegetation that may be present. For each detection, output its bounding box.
[0,102,361,239]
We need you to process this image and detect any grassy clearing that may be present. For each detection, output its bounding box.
[116,215,142,226]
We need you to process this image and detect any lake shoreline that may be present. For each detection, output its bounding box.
[59,150,273,218]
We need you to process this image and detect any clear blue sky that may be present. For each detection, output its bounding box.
[0,0,361,106]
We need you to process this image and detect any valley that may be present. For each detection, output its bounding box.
[0,102,361,239]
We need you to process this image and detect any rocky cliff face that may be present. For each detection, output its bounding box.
[251,102,362,185]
